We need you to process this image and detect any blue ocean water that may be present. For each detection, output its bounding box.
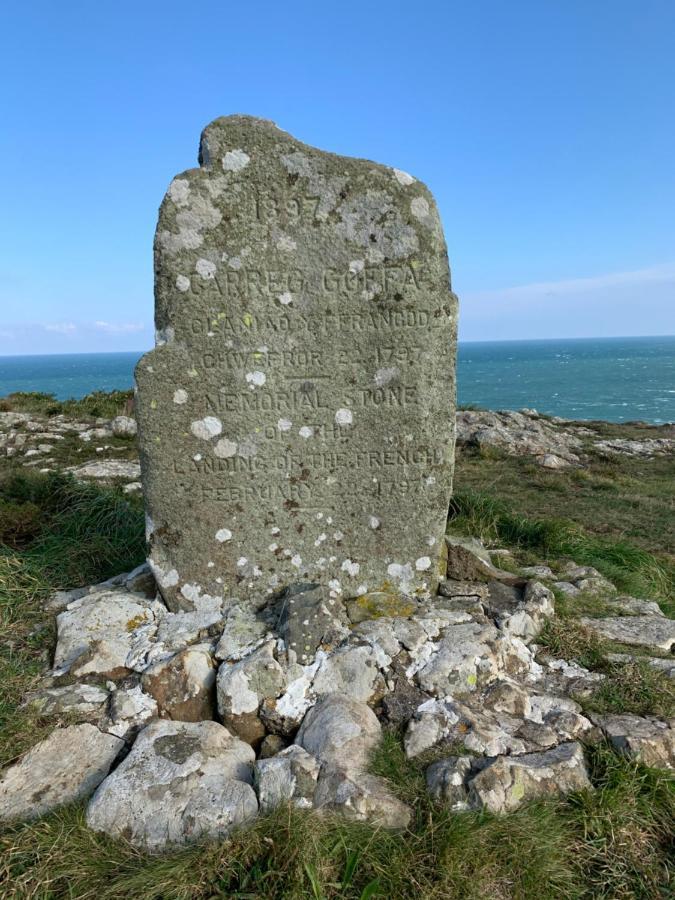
[0,336,673,424]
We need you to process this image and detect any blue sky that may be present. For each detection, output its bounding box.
[1,0,674,354]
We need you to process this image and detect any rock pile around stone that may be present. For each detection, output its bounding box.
[1,536,673,850]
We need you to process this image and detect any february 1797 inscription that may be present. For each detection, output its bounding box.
[136,115,458,613]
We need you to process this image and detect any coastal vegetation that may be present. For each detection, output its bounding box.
[0,397,672,898]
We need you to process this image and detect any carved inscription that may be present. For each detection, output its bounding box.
[136,115,457,612]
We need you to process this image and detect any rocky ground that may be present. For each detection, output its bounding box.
[0,396,673,896]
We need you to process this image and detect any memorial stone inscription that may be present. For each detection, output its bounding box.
[136,115,458,614]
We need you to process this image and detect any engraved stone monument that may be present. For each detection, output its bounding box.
[136,115,458,614]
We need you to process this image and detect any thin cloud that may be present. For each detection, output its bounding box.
[44,322,77,334]
[465,262,675,304]
[93,321,146,334]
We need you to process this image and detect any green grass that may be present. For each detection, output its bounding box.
[454,445,675,558]
[447,487,674,610]
[0,738,672,899]
[0,471,145,766]
[0,390,134,419]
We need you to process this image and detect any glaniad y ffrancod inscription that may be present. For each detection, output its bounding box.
[136,115,458,614]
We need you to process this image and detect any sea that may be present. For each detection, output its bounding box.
[0,336,673,424]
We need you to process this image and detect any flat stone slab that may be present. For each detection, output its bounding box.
[0,725,123,823]
[136,115,457,612]
[591,714,674,769]
[579,615,675,652]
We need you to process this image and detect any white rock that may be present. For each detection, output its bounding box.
[313,770,411,828]
[579,615,675,652]
[255,745,319,813]
[468,742,591,813]
[0,725,123,823]
[86,720,257,850]
[110,415,138,438]
[295,694,381,772]
[591,714,674,769]
[53,591,162,678]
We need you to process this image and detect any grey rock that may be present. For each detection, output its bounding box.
[136,115,457,612]
[606,596,664,617]
[217,641,286,746]
[106,685,158,739]
[25,683,110,721]
[67,460,141,482]
[553,581,580,597]
[579,615,675,652]
[255,745,319,813]
[0,724,123,823]
[277,583,349,663]
[86,720,257,850]
[426,756,473,809]
[468,742,591,813]
[438,578,489,601]
[445,535,521,584]
[313,770,412,829]
[591,714,674,769]
[110,415,138,438]
[53,591,164,678]
[520,565,554,579]
[295,694,381,771]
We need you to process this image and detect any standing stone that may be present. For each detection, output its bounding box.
[136,115,458,613]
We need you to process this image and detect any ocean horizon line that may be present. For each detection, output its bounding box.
[0,333,674,359]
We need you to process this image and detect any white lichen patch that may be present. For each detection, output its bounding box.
[291,554,303,569]
[299,426,313,439]
[415,556,432,571]
[175,274,191,292]
[349,259,365,274]
[333,531,344,541]
[277,292,293,306]
[195,258,217,279]
[374,366,399,388]
[341,559,360,577]
[393,168,415,186]
[335,408,353,426]
[411,196,430,220]
[168,178,191,205]
[328,578,342,594]
[245,371,266,389]
[336,190,418,259]
[155,326,175,346]
[214,438,238,458]
[222,149,250,172]
[190,417,222,440]
[215,528,233,543]
[276,234,297,252]
[314,533,327,546]
[173,389,188,405]
[369,516,381,530]
[157,192,222,256]
[277,417,292,432]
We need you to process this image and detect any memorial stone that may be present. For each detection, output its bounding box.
[136,115,457,613]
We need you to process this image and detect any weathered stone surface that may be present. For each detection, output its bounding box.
[105,685,158,739]
[217,641,286,745]
[591,714,674,769]
[579,615,675,652]
[67,460,141,482]
[25,683,110,722]
[110,415,138,437]
[295,694,381,771]
[468,742,591,813]
[0,725,123,823]
[86,720,257,850]
[445,535,521,584]
[255,745,319,812]
[426,756,473,809]
[277,583,349,663]
[313,770,412,828]
[142,647,216,721]
[53,591,164,678]
[135,115,457,613]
